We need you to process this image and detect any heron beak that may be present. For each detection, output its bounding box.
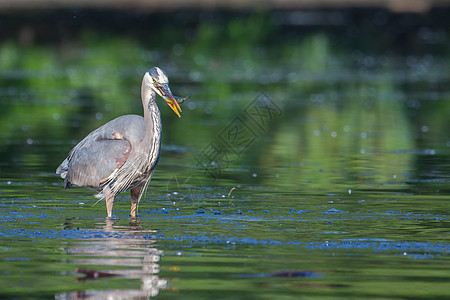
[156,84,182,118]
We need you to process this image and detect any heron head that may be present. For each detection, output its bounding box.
[144,67,181,118]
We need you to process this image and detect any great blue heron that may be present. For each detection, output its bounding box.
[56,67,187,218]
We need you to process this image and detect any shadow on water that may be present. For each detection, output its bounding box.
[56,219,167,299]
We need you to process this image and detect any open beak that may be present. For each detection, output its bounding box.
[156,84,182,118]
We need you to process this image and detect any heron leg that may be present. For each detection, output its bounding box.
[105,190,115,218]
[130,185,142,218]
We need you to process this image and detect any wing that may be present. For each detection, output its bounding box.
[65,139,131,188]
[56,115,145,189]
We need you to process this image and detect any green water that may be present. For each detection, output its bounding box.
[0,10,449,299]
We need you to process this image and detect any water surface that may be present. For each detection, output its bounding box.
[0,10,449,299]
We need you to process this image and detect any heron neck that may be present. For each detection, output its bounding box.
[142,89,162,141]
[140,86,162,171]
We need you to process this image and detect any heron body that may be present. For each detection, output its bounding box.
[56,67,183,218]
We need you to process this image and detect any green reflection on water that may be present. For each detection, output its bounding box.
[0,29,448,179]
[0,11,449,299]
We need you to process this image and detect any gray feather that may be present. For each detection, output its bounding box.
[56,114,147,190]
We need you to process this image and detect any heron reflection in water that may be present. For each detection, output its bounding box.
[56,219,167,299]
[57,67,189,218]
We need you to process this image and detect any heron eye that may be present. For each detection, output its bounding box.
[152,78,157,83]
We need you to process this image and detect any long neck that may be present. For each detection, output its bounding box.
[140,84,162,165]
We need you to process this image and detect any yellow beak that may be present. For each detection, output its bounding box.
[156,84,182,118]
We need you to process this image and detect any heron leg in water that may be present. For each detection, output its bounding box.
[130,185,142,218]
[105,189,115,218]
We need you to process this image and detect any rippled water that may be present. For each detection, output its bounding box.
[1,10,450,299]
